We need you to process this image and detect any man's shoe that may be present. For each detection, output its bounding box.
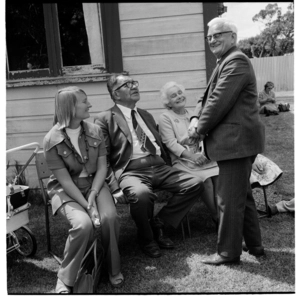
[269,205,279,215]
[201,254,240,266]
[140,240,162,258]
[242,242,265,257]
[151,217,175,249]
[150,216,164,229]
[155,229,174,249]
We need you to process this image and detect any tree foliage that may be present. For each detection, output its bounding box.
[238,3,294,58]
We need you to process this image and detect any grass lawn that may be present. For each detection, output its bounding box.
[6,98,294,294]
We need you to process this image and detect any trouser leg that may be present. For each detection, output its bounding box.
[120,175,157,244]
[96,183,121,276]
[56,201,94,287]
[201,177,218,222]
[243,179,263,249]
[217,156,261,258]
[155,165,204,228]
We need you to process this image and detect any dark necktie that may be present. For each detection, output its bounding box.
[131,110,156,155]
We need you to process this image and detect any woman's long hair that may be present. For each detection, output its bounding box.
[53,86,86,129]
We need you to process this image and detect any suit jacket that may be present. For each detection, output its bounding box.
[94,105,170,193]
[193,46,265,161]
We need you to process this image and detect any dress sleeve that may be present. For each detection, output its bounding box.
[43,143,66,171]
[158,112,186,158]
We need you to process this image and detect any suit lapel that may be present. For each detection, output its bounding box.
[112,105,132,144]
[137,108,160,143]
[201,63,220,107]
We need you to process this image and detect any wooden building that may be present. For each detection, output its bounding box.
[6,2,223,186]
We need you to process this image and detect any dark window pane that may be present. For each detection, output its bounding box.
[57,3,91,66]
[6,3,49,71]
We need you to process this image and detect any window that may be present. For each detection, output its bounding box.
[6,3,123,82]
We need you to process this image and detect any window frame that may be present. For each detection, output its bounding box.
[6,3,124,86]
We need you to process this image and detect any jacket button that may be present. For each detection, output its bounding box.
[64,151,67,155]
[94,142,97,145]
[89,174,93,177]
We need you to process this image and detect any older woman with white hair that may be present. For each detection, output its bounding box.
[43,86,123,293]
[158,81,219,224]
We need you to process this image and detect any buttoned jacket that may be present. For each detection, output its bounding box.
[192,46,265,161]
[43,121,106,212]
[94,105,169,193]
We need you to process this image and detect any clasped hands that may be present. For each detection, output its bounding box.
[87,191,101,228]
[188,118,205,143]
[189,152,208,166]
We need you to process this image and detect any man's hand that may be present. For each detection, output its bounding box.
[113,189,128,204]
[188,118,199,139]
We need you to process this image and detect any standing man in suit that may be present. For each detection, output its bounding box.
[188,18,265,265]
[94,74,204,258]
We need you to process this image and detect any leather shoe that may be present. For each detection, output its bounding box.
[150,216,164,229]
[201,254,240,266]
[154,228,174,249]
[242,242,265,257]
[140,240,161,258]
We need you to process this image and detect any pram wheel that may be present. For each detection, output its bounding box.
[11,226,37,257]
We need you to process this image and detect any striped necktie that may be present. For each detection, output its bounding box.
[131,110,156,155]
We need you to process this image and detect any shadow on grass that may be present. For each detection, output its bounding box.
[7,188,294,293]
[7,251,57,294]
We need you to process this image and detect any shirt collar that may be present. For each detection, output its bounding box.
[116,104,137,119]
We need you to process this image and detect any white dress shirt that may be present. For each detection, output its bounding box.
[116,104,161,160]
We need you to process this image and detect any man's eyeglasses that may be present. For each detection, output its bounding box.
[205,31,233,42]
[114,81,139,92]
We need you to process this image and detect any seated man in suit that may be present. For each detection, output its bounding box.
[94,74,204,258]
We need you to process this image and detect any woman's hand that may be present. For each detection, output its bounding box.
[87,191,101,228]
[190,153,207,166]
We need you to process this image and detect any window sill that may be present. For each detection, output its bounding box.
[6,73,112,88]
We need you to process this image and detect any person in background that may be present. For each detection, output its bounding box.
[188,17,265,265]
[158,81,219,225]
[270,198,295,215]
[94,74,205,259]
[258,81,279,116]
[250,156,294,216]
[43,86,123,293]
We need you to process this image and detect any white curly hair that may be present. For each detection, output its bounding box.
[160,81,185,109]
[208,17,238,35]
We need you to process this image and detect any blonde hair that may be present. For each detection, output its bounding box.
[160,81,185,109]
[53,86,86,129]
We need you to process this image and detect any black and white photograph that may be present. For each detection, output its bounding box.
[4,1,295,295]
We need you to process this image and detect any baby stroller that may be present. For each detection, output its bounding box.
[6,142,40,257]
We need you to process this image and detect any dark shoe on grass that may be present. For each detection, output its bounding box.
[140,240,162,258]
[269,205,279,215]
[201,253,240,266]
[242,242,265,257]
[154,228,174,249]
